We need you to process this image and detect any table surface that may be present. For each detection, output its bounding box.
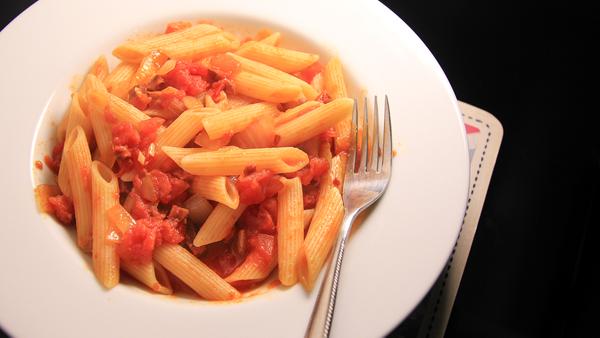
[1,1,598,338]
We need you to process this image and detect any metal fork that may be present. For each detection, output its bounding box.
[305,96,393,338]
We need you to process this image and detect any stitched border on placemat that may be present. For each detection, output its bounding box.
[422,114,492,338]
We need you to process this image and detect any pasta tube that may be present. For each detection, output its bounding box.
[64,126,93,251]
[277,177,304,285]
[178,146,309,176]
[91,161,120,288]
[154,244,241,300]
[275,98,353,147]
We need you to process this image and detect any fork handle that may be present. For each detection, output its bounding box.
[305,215,355,338]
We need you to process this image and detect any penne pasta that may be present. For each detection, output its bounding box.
[64,126,93,251]
[323,57,351,152]
[202,102,278,140]
[331,153,348,194]
[88,55,109,81]
[182,95,203,110]
[152,108,218,168]
[161,146,207,167]
[106,204,172,294]
[303,209,315,230]
[121,261,173,295]
[84,75,115,167]
[230,111,275,148]
[315,142,334,209]
[297,186,344,291]
[232,70,303,103]
[154,244,241,300]
[225,242,278,283]
[228,53,317,100]
[225,94,255,109]
[37,18,365,302]
[323,57,348,99]
[183,193,214,224]
[275,98,353,147]
[161,34,238,61]
[103,62,138,99]
[194,131,232,150]
[236,41,319,73]
[56,110,70,144]
[192,203,247,247]
[58,94,93,197]
[113,23,223,62]
[129,50,169,88]
[108,94,151,126]
[91,161,120,288]
[178,146,309,176]
[277,177,304,285]
[191,176,239,209]
[310,72,324,93]
[273,101,321,126]
[65,93,94,144]
[259,31,281,46]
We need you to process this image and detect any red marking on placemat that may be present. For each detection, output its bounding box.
[465,123,480,134]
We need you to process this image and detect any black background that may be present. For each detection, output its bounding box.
[1,1,597,338]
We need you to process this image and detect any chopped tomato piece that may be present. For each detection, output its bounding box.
[240,205,276,235]
[236,169,283,205]
[285,157,330,185]
[112,122,140,159]
[157,218,185,245]
[165,21,192,33]
[247,233,277,264]
[138,117,165,149]
[168,176,190,204]
[117,223,157,264]
[163,61,210,96]
[47,195,74,225]
[117,214,184,264]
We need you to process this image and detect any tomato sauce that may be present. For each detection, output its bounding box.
[236,168,283,205]
[163,61,210,96]
[117,209,185,264]
[47,195,74,225]
[302,184,319,209]
[43,142,64,174]
[284,156,329,186]
[110,117,164,176]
